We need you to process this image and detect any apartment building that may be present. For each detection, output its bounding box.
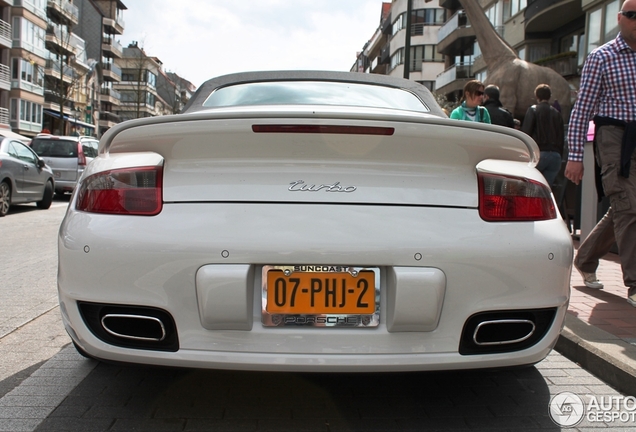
[4,1,193,138]
[42,0,100,136]
[9,0,47,137]
[113,42,163,121]
[0,1,11,130]
[353,0,446,91]
[358,0,620,114]
[74,0,125,137]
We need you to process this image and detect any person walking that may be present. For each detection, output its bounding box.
[482,85,515,128]
[450,80,491,124]
[565,0,636,307]
[522,84,565,187]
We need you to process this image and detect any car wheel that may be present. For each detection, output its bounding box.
[0,181,10,217]
[36,180,54,210]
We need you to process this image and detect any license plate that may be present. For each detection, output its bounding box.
[261,265,380,327]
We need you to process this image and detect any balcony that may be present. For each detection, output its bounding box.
[0,107,9,128]
[44,58,76,82]
[102,62,122,82]
[45,25,76,57]
[100,87,121,105]
[0,19,11,49]
[437,11,475,56]
[14,0,48,21]
[533,51,579,77]
[47,0,79,27]
[0,63,10,91]
[435,62,474,96]
[525,0,584,33]
[102,36,123,59]
[103,15,125,35]
[43,90,76,114]
[99,110,121,128]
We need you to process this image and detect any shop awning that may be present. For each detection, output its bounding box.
[44,109,95,130]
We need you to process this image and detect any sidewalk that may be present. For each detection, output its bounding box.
[555,240,636,396]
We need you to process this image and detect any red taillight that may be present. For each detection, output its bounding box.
[76,167,163,215]
[77,142,86,166]
[478,172,556,222]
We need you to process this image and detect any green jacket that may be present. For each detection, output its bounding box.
[450,102,492,124]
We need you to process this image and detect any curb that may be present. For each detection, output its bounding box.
[555,314,636,397]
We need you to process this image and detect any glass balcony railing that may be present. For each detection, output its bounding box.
[437,10,468,43]
[435,62,474,89]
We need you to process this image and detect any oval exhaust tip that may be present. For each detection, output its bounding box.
[473,319,536,346]
[101,314,167,342]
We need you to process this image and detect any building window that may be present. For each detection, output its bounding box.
[15,59,44,87]
[13,17,46,54]
[526,43,551,62]
[16,99,43,124]
[411,8,445,35]
[390,48,404,71]
[146,71,156,87]
[587,8,603,53]
[503,0,527,21]
[604,0,620,42]
[392,13,405,36]
[409,45,444,71]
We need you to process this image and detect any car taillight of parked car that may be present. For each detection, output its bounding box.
[77,142,86,166]
[76,166,163,215]
[478,172,556,222]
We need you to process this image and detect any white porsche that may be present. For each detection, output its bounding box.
[58,71,573,372]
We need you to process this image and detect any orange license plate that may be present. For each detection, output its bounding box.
[266,268,376,315]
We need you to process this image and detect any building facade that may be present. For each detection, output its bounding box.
[74,0,125,137]
[3,0,194,138]
[9,0,48,137]
[353,0,446,91]
[357,0,619,114]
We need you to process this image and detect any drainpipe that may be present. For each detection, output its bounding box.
[403,0,412,80]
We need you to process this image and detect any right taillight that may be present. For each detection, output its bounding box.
[76,166,163,215]
[478,172,556,222]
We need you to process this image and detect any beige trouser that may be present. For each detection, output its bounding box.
[575,207,615,274]
[591,125,636,288]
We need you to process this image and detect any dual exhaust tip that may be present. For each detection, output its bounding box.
[78,302,179,352]
[460,308,557,355]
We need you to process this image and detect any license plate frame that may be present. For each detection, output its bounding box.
[261,265,380,328]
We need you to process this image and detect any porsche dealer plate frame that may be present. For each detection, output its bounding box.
[261,265,380,327]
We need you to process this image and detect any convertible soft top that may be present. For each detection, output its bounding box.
[182,70,447,118]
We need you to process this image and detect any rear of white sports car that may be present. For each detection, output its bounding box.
[58,73,572,372]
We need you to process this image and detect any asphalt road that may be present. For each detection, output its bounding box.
[0,199,632,431]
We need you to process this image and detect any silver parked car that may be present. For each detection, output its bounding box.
[29,135,98,196]
[0,136,55,217]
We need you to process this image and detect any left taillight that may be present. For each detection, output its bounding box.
[76,166,163,215]
[478,172,556,222]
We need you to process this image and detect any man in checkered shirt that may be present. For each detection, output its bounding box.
[566,0,636,306]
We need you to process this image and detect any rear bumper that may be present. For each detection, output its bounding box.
[58,202,573,371]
